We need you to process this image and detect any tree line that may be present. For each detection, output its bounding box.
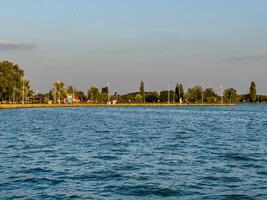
[0,61,266,104]
[0,61,32,103]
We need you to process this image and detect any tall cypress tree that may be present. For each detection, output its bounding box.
[175,83,180,102]
[140,81,145,103]
[249,81,257,102]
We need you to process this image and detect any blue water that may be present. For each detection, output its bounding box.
[0,105,267,200]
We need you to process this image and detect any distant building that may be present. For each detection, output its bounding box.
[111,100,117,104]
[64,94,80,104]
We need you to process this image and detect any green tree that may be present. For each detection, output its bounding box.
[223,88,237,103]
[0,61,31,103]
[101,86,109,103]
[140,81,145,103]
[67,86,74,94]
[204,88,218,103]
[238,94,250,103]
[101,86,109,94]
[87,86,100,103]
[119,92,138,103]
[135,93,143,103]
[47,90,54,102]
[145,91,159,103]
[67,86,80,96]
[159,91,168,103]
[53,80,67,103]
[101,92,108,103]
[175,83,180,102]
[76,91,87,102]
[23,79,33,102]
[186,86,203,103]
[249,81,257,102]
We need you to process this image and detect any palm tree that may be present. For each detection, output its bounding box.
[53,80,67,104]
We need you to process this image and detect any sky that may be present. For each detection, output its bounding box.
[0,0,267,94]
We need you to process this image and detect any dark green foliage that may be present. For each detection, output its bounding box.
[135,94,143,103]
[87,86,100,103]
[238,94,250,103]
[204,88,219,103]
[174,83,181,102]
[101,92,108,103]
[67,86,75,94]
[239,93,267,103]
[47,90,54,102]
[174,83,185,102]
[145,91,159,103]
[159,90,174,103]
[175,83,180,102]
[52,81,67,103]
[179,84,184,101]
[0,61,31,102]
[120,91,159,103]
[249,81,257,102]
[186,86,203,103]
[101,87,109,94]
[101,86,109,103]
[119,92,139,103]
[76,91,87,102]
[159,91,168,103]
[223,88,237,103]
[258,95,267,103]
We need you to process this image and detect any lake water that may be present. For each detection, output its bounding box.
[0,105,267,199]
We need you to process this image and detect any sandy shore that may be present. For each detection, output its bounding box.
[0,103,236,109]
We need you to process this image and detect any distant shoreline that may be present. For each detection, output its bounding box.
[0,103,236,109]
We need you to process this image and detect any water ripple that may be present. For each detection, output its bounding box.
[0,105,267,199]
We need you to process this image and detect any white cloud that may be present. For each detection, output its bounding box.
[0,40,36,50]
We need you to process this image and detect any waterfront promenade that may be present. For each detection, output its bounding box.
[0,103,236,109]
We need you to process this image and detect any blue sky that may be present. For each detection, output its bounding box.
[1,0,267,94]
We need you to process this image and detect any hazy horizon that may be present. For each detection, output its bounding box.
[1,0,267,94]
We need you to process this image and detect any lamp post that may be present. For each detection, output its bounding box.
[168,84,170,104]
[22,76,25,104]
[58,92,61,104]
[12,88,15,104]
[220,85,223,104]
[201,89,204,104]
[0,72,3,103]
[107,82,110,103]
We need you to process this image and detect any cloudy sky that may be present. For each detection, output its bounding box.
[1,0,267,94]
